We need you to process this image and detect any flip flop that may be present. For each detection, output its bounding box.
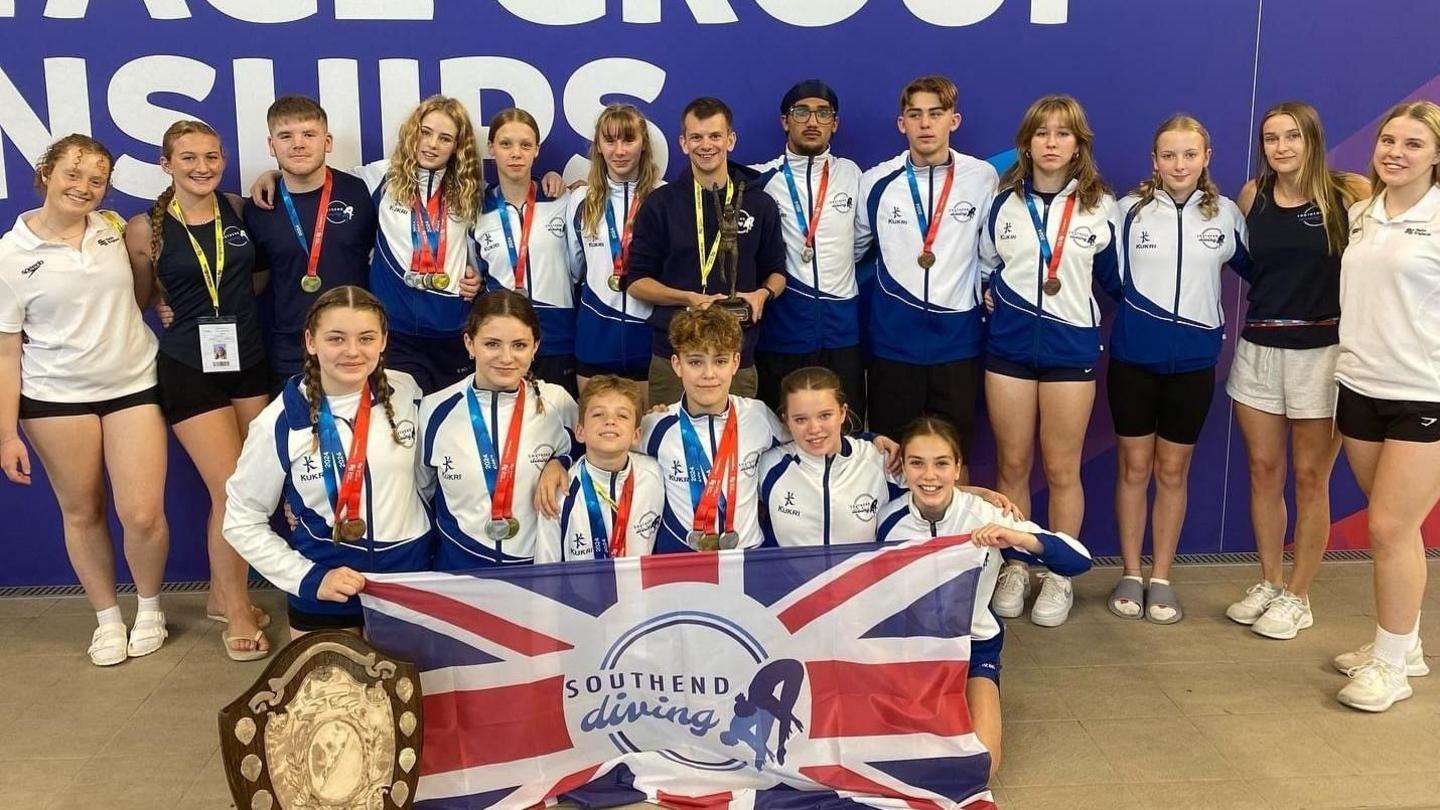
[1145,580,1184,625]
[223,629,271,662]
[208,605,272,630]
[1107,576,1144,620]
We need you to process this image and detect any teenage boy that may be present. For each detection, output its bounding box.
[625,97,787,405]
[244,95,378,389]
[639,307,785,553]
[535,375,665,562]
[855,75,997,460]
[750,80,866,419]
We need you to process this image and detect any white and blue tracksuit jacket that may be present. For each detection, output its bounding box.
[751,149,863,353]
[567,179,660,373]
[475,186,580,358]
[876,489,1092,645]
[419,378,574,569]
[1112,191,1252,374]
[981,179,1122,369]
[640,396,786,553]
[355,161,476,338]
[222,370,433,619]
[758,436,900,546]
[856,150,997,364]
[535,453,667,562]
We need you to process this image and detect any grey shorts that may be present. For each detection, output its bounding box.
[1225,338,1339,419]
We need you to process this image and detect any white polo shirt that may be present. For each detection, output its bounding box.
[1337,185,1440,403]
[0,210,158,403]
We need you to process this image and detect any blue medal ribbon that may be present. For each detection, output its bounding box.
[781,161,813,242]
[1022,193,1056,267]
[464,386,501,496]
[603,189,624,266]
[904,161,932,240]
[677,404,727,529]
[316,398,347,514]
[578,463,613,559]
[278,181,309,252]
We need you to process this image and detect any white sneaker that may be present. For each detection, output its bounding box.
[992,563,1031,618]
[1251,590,1313,640]
[1333,641,1429,677]
[1337,658,1412,712]
[1030,573,1074,627]
[88,623,128,667]
[1225,580,1282,626]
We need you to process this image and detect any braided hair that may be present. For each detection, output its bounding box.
[300,286,402,450]
[146,120,221,300]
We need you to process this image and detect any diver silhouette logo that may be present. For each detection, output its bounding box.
[719,659,806,771]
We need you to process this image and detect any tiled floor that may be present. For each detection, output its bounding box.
[4,561,1440,809]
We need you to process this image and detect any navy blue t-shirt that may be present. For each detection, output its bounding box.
[624,162,786,366]
[244,168,377,375]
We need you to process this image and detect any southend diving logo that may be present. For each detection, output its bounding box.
[566,610,806,773]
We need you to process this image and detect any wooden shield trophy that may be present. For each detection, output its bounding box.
[218,631,423,810]
[710,180,753,325]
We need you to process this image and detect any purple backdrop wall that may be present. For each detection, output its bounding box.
[1,0,1436,585]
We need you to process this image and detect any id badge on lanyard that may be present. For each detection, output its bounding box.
[198,316,240,373]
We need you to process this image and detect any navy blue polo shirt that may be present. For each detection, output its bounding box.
[624,162,785,366]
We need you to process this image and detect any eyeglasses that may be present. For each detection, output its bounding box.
[788,106,836,123]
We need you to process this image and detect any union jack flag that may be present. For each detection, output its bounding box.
[359,534,997,809]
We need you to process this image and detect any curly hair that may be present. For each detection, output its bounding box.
[668,306,742,358]
[33,133,113,194]
[388,95,483,225]
[300,285,402,450]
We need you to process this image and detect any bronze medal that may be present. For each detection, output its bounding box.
[1042,277,1062,296]
[300,275,322,293]
[337,518,367,541]
[917,250,936,269]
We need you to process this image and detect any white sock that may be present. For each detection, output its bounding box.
[1149,577,1169,586]
[96,606,122,627]
[1413,611,1422,638]
[1373,624,1418,670]
[136,594,161,615]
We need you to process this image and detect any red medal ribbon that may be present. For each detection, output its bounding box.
[513,181,538,290]
[609,470,636,558]
[920,162,957,258]
[1046,195,1078,287]
[612,193,642,279]
[491,384,527,522]
[802,161,831,253]
[691,404,740,535]
[334,380,373,529]
[411,189,449,276]
[303,169,334,286]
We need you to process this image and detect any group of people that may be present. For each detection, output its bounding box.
[0,77,1436,770]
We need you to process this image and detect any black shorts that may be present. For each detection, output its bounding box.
[1107,359,1216,445]
[385,332,471,395]
[1336,383,1440,443]
[532,354,578,399]
[755,345,866,424]
[867,356,979,457]
[19,386,160,420]
[156,353,270,425]
[287,602,365,633]
[986,355,1096,383]
[576,358,649,382]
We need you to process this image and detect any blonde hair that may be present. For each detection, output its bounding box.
[578,374,644,419]
[1368,100,1440,192]
[581,104,661,238]
[1253,101,1362,255]
[388,96,483,225]
[999,95,1110,210]
[147,120,223,297]
[1128,114,1220,220]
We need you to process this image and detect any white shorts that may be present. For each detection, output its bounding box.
[1225,338,1339,419]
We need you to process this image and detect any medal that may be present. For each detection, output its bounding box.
[403,272,420,288]
[465,383,527,548]
[514,287,529,298]
[1023,191,1078,302]
[317,380,373,545]
[905,158,956,277]
[279,169,333,298]
[678,398,741,552]
[604,183,641,294]
[688,531,721,552]
[411,186,448,292]
[484,517,519,541]
[719,531,741,550]
[496,181,538,294]
[580,461,636,559]
[429,272,451,291]
[781,159,830,271]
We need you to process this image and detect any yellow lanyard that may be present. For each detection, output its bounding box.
[169,196,225,314]
[693,180,734,292]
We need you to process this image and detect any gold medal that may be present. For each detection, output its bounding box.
[429,273,451,290]
[608,273,623,292]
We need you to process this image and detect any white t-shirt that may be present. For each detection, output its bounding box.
[0,210,158,402]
